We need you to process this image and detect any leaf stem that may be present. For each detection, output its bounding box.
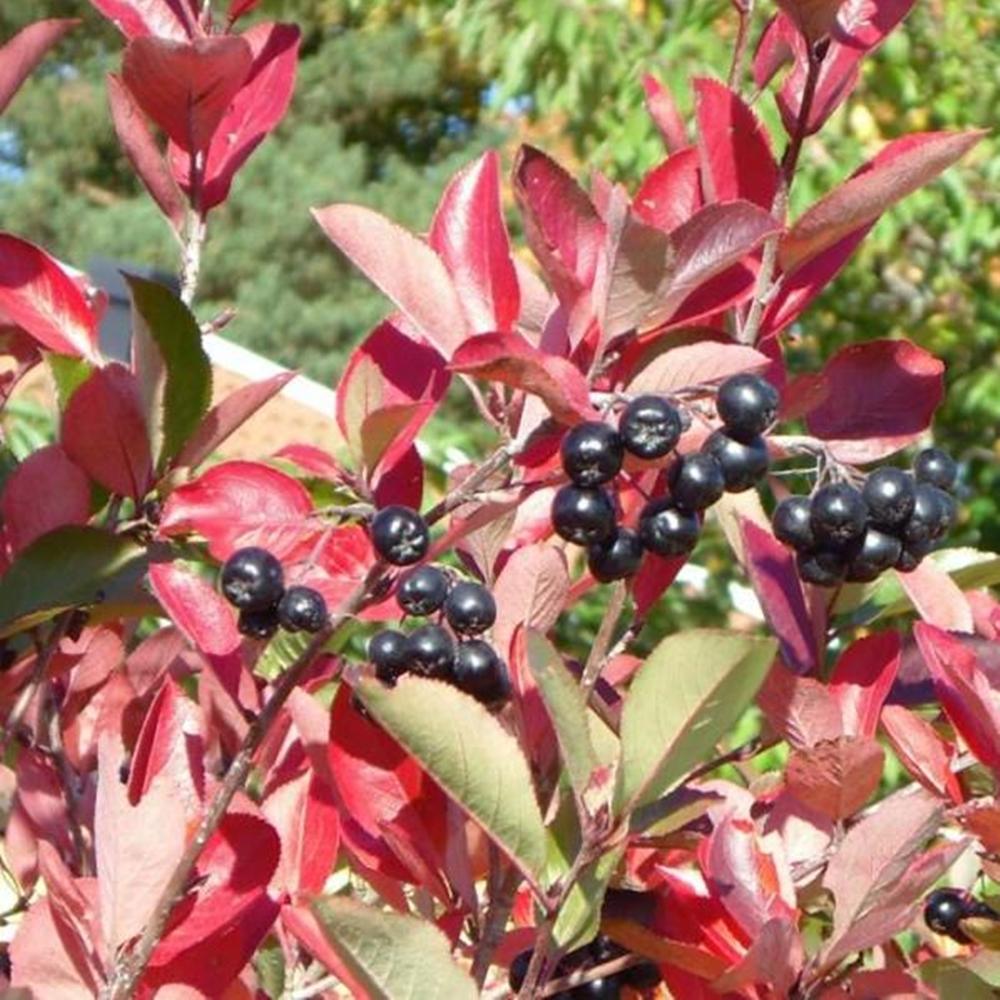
[580,580,626,700]
[471,848,520,988]
[727,0,755,93]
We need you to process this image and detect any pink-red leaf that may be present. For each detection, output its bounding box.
[61,363,153,500]
[633,552,688,617]
[148,559,240,657]
[786,736,884,820]
[0,19,77,116]
[492,543,569,661]
[87,0,197,40]
[828,631,900,740]
[880,704,962,803]
[429,150,520,333]
[122,35,252,154]
[775,0,842,41]
[757,667,843,749]
[804,339,943,462]
[642,74,688,153]
[896,559,973,632]
[627,340,769,396]
[633,148,703,234]
[712,917,803,996]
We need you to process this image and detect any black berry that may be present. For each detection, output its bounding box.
[862,468,916,530]
[716,373,779,441]
[369,628,410,684]
[568,976,622,999]
[370,505,430,566]
[588,528,643,582]
[623,961,662,989]
[589,935,626,965]
[277,586,328,633]
[796,548,846,587]
[895,539,932,574]
[638,498,699,557]
[928,485,957,539]
[443,581,496,635]
[669,453,725,511]
[903,484,946,547]
[845,528,903,583]
[397,565,449,616]
[454,640,511,706]
[619,395,682,460]
[509,950,532,992]
[914,448,957,491]
[561,422,625,487]
[220,547,284,611]
[924,888,970,943]
[772,496,815,551]
[810,483,867,548]
[406,624,455,679]
[552,485,616,545]
[238,605,280,640]
[702,430,769,492]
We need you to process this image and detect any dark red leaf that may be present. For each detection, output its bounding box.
[775,0,842,41]
[752,13,797,92]
[896,559,973,632]
[372,442,424,513]
[828,632,900,740]
[880,704,962,803]
[757,666,842,749]
[632,552,687,617]
[61,363,153,500]
[642,74,688,153]
[712,917,803,996]
[633,148,703,234]
[122,35,252,154]
[804,339,944,463]
[227,0,261,22]
[0,19,77,116]
[148,559,240,657]
[786,736,884,819]
[627,340,769,396]
[87,0,198,40]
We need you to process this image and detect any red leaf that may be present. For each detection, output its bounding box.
[627,340,769,396]
[429,150,520,333]
[786,736,884,819]
[915,623,1000,773]
[896,559,973,633]
[61,363,153,500]
[694,78,779,209]
[227,0,261,22]
[12,750,74,886]
[0,444,90,554]
[757,667,842,749]
[87,0,197,40]
[712,917,803,996]
[0,234,99,359]
[775,0,842,41]
[280,904,369,998]
[450,332,598,426]
[633,148,703,234]
[159,459,313,560]
[148,559,240,657]
[291,525,379,622]
[372,442,424,513]
[633,552,687,617]
[122,35,252,154]
[492,543,569,661]
[174,369,296,470]
[828,632,900,740]
[107,73,185,232]
[0,19,77,116]
[312,203,467,359]
[780,130,984,272]
[804,339,943,463]
[880,704,962,803]
[642,74,688,153]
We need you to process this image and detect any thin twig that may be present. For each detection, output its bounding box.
[727,0,755,93]
[423,442,516,524]
[580,581,627,700]
[44,687,90,875]
[471,848,520,988]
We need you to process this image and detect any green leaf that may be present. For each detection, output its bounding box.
[47,354,93,411]
[614,629,776,815]
[126,274,212,468]
[0,527,146,637]
[310,896,478,1000]
[552,845,623,951]
[356,675,548,886]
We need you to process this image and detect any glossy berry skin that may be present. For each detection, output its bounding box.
[928,485,957,539]
[846,528,903,583]
[369,629,410,684]
[903,484,946,546]
[863,467,915,530]
[669,453,725,511]
[619,395,682,459]
[238,605,280,640]
[561,422,624,487]
[397,565,449,616]
[277,586,328,633]
[623,961,662,989]
[552,485,616,546]
[444,581,497,635]
[810,483,867,548]
[896,539,932,574]
[509,951,531,992]
[568,976,622,999]
[638,498,699,557]
[924,888,970,942]
[221,547,284,611]
[588,528,644,582]
[796,548,847,587]
[914,447,957,491]
[702,430,769,492]
[772,496,815,551]
[716,373,779,442]
[454,640,511,706]
[370,505,430,566]
[406,624,455,679]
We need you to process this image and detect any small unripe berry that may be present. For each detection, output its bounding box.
[277,586,327,633]
[220,547,284,611]
[443,581,496,636]
[619,395,682,459]
[397,565,449,616]
[716,373,779,441]
[561,421,625,486]
[370,506,430,566]
[407,624,455,679]
[588,528,644,582]
[772,496,815,551]
[669,453,725,511]
[862,468,916,530]
[369,629,410,684]
[914,447,957,491]
[810,483,867,548]
[702,430,769,492]
[638,498,699,557]
[551,485,616,545]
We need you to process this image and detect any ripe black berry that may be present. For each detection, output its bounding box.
[623,961,662,989]
[895,539,931,574]
[619,395,682,460]
[589,935,626,964]
[588,528,643,582]
[924,888,970,942]
[669,453,725,511]
[561,422,624,487]
[509,951,531,992]
[369,628,410,684]
[845,528,903,583]
[796,549,846,587]
[638,498,699,557]
[903,484,946,547]
[220,547,284,611]
[552,485,616,545]
[370,505,430,566]
[914,448,957,491]
[454,640,511,706]
[716,373,779,441]
[810,483,867,548]
[277,586,328,633]
[928,486,957,539]
[862,468,915,530]
[568,976,622,999]
[702,430,769,492]
[406,624,455,679]
[444,581,497,635]
[397,565,449,616]
[238,605,280,639]
[772,496,815,551]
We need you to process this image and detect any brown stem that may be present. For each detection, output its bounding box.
[540,952,648,997]
[727,0,755,93]
[44,688,90,876]
[471,848,520,988]
[423,442,516,525]
[580,581,626,700]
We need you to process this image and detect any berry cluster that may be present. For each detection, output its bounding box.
[552,373,776,581]
[368,566,511,708]
[924,888,999,944]
[220,547,328,639]
[772,448,958,587]
[509,935,661,997]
